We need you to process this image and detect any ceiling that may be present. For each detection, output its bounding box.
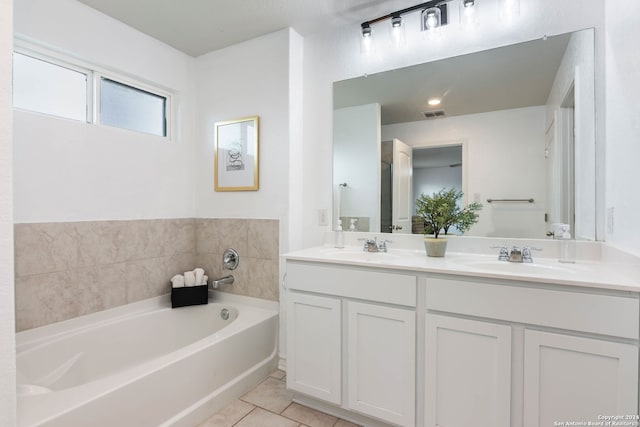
[77,0,412,57]
[334,33,571,124]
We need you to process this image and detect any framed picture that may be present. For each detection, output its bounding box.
[214,116,259,191]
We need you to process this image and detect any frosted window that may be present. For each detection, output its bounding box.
[99,78,167,137]
[13,52,88,122]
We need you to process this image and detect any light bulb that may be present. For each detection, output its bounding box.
[422,7,441,31]
[460,0,479,27]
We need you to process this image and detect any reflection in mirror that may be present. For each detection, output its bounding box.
[333,28,595,240]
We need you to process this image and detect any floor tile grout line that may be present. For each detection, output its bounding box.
[231,405,257,427]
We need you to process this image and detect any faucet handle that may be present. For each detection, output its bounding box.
[490,245,509,261]
[357,237,377,251]
[522,246,542,263]
[378,238,392,252]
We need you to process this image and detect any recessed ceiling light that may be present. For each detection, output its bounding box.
[428,98,441,106]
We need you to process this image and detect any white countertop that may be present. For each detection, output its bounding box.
[283,245,640,293]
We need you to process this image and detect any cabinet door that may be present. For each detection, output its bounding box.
[286,292,341,404]
[524,329,638,427]
[425,314,512,427]
[346,301,416,427]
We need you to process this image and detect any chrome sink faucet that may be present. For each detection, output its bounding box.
[508,246,523,262]
[492,245,541,263]
[358,237,392,253]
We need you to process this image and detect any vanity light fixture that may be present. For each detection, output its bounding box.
[422,7,442,31]
[460,0,479,27]
[360,0,449,53]
[360,23,374,54]
[389,14,406,47]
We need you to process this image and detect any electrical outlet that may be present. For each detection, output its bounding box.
[318,208,328,226]
[607,207,615,234]
[473,193,481,204]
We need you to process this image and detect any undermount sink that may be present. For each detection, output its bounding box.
[463,259,577,275]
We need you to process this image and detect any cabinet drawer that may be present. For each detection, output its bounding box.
[426,277,639,339]
[287,261,416,307]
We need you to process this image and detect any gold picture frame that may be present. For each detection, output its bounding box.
[214,116,259,191]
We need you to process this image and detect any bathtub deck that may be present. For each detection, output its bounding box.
[197,370,360,427]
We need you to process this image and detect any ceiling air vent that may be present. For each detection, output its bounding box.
[423,110,446,119]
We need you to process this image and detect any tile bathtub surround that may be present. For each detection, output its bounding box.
[14,219,196,331]
[14,218,280,331]
[198,370,361,427]
[195,218,279,302]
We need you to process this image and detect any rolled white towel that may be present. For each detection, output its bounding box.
[171,274,185,288]
[184,271,196,287]
[202,275,208,286]
[194,268,205,286]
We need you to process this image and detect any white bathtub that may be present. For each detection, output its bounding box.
[16,292,279,427]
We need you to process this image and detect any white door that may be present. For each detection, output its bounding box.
[392,138,412,234]
[286,292,342,404]
[523,329,638,427]
[545,108,574,236]
[425,314,512,427]
[346,301,416,426]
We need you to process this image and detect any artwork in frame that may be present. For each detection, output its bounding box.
[214,116,259,191]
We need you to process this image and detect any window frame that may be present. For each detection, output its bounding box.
[94,71,173,139]
[13,39,175,142]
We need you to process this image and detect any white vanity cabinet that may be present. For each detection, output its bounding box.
[285,261,417,427]
[347,301,416,426]
[425,313,512,427]
[523,329,638,427]
[286,292,342,404]
[426,276,640,427]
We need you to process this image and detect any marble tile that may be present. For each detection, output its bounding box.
[14,223,80,276]
[241,377,295,414]
[122,219,171,261]
[281,403,338,427]
[196,218,249,256]
[247,219,279,260]
[197,399,255,427]
[15,270,79,331]
[15,217,277,330]
[235,408,299,427]
[166,252,198,281]
[246,258,279,301]
[124,257,170,303]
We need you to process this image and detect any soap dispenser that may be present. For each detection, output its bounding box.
[558,224,575,263]
[335,219,344,248]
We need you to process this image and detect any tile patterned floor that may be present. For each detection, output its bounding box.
[197,370,361,427]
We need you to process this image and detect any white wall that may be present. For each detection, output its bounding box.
[193,28,303,363]
[13,0,196,223]
[299,0,605,248]
[605,0,640,256]
[413,166,463,215]
[333,104,380,231]
[0,0,16,424]
[194,28,296,254]
[546,29,596,240]
[383,106,547,238]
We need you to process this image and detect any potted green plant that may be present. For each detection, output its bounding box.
[415,188,482,257]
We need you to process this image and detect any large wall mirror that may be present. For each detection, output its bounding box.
[333,28,595,240]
